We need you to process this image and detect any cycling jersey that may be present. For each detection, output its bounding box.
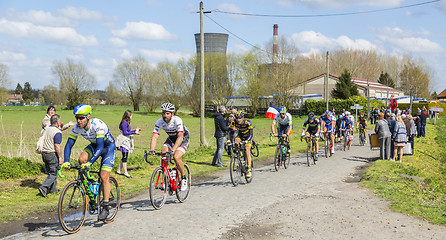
[153,116,190,153]
[341,116,354,130]
[303,118,320,134]
[230,119,253,142]
[358,116,367,127]
[273,113,292,126]
[65,118,115,171]
[321,115,336,133]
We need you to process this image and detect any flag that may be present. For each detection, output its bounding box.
[265,102,278,120]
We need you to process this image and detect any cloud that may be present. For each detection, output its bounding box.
[290,31,377,54]
[216,3,245,19]
[120,49,132,59]
[112,21,177,41]
[375,27,444,54]
[56,6,103,20]
[0,50,27,61]
[437,0,446,13]
[109,37,127,48]
[139,49,192,62]
[5,8,72,27]
[0,18,98,47]
[276,0,404,8]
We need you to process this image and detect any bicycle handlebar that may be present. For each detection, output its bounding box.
[58,165,93,179]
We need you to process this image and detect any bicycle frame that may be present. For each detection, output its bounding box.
[59,166,99,210]
[154,152,178,192]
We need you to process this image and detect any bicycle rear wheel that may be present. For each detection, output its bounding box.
[176,164,191,203]
[230,154,242,186]
[274,145,281,171]
[58,180,87,234]
[97,176,121,223]
[312,142,317,165]
[149,167,167,209]
[344,135,347,151]
[250,140,259,157]
[360,132,365,146]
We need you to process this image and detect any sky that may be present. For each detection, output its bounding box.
[0,0,445,93]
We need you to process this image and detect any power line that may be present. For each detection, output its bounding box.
[213,0,440,18]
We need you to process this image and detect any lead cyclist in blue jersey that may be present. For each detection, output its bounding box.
[62,104,116,221]
[320,110,336,154]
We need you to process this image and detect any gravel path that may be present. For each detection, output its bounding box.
[4,139,446,240]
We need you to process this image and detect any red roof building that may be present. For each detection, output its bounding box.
[437,89,446,100]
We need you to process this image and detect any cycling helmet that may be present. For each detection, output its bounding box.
[324,110,331,116]
[161,103,175,112]
[73,104,91,115]
[308,112,315,120]
[360,112,365,116]
[235,110,244,118]
[279,106,287,114]
[345,111,350,115]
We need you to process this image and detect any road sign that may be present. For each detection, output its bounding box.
[350,104,363,110]
[429,107,444,112]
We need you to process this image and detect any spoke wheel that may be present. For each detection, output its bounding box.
[283,151,291,169]
[230,154,241,186]
[344,135,347,151]
[312,142,317,165]
[274,145,281,171]
[149,167,167,210]
[245,155,253,183]
[58,181,87,234]
[306,141,311,167]
[324,137,329,158]
[98,176,121,223]
[250,140,259,157]
[176,164,191,203]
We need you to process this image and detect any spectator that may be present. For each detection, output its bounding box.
[39,114,63,197]
[42,105,75,130]
[392,115,407,162]
[225,113,235,156]
[414,114,421,137]
[407,114,416,142]
[388,113,396,159]
[389,94,398,113]
[375,112,391,160]
[420,106,428,137]
[402,114,412,142]
[212,105,229,167]
[115,110,141,178]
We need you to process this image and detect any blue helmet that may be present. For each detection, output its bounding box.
[73,104,91,115]
[324,110,331,116]
[279,106,287,114]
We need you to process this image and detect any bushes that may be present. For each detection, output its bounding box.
[304,96,385,116]
[0,156,44,180]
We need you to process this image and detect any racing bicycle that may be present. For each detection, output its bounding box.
[342,128,353,151]
[358,125,366,146]
[322,131,334,158]
[302,135,317,167]
[229,141,253,186]
[57,166,121,234]
[145,151,191,210]
[270,133,290,171]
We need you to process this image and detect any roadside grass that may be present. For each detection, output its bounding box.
[360,118,446,224]
[0,106,308,223]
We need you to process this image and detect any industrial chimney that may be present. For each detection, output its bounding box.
[273,24,278,56]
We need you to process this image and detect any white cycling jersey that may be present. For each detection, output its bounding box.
[153,116,189,138]
[69,118,114,145]
[273,112,292,125]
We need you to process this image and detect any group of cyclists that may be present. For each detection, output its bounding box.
[58,102,368,224]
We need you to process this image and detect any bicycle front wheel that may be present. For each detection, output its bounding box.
[245,159,253,183]
[230,154,241,186]
[149,167,167,210]
[274,145,281,171]
[306,142,311,167]
[250,140,259,157]
[58,180,87,234]
[176,164,191,203]
[98,176,121,223]
[324,137,329,158]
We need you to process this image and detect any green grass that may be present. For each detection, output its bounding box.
[0,105,309,223]
[360,118,446,224]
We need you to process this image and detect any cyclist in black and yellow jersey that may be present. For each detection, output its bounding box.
[356,112,367,144]
[301,112,321,160]
[229,110,253,177]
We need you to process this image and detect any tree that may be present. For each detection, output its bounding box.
[399,58,431,98]
[52,58,95,109]
[114,56,154,111]
[240,50,263,116]
[39,85,61,104]
[378,72,395,88]
[156,61,189,111]
[431,91,438,100]
[105,81,127,105]
[0,63,11,88]
[15,83,23,95]
[22,82,34,101]
[331,69,359,99]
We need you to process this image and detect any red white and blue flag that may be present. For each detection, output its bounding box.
[265,103,278,120]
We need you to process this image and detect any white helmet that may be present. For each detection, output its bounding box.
[161,103,175,112]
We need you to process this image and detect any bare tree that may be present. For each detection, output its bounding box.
[105,81,128,105]
[114,56,154,111]
[156,61,190,111]
[0,63,11,88]
[399,57,432,98]
[39,85,62,105]
[239,49,264,116]
[51,58,95,109]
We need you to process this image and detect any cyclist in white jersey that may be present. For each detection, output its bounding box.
[149,103,190,191]
[271,106,293,153]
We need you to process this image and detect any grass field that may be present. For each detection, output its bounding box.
[0,105,308,223]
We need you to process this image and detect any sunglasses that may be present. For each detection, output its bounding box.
[75,116,87,120]
[236,117,243,119]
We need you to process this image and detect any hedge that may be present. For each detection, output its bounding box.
[304,96,385,116]
[0,156,44,180]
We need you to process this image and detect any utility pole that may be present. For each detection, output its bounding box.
[367,78,370,122]
[325,51,329,111]
[199,1,206,146]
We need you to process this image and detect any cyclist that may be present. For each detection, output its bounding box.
[356,112,368,144]
[149,103,190,191]
[62,104,115,221]
[229,110,254,177]
[341,111,354,139]
[320,110,336,154]
[301,112,321,160]
[271,106,292,153]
